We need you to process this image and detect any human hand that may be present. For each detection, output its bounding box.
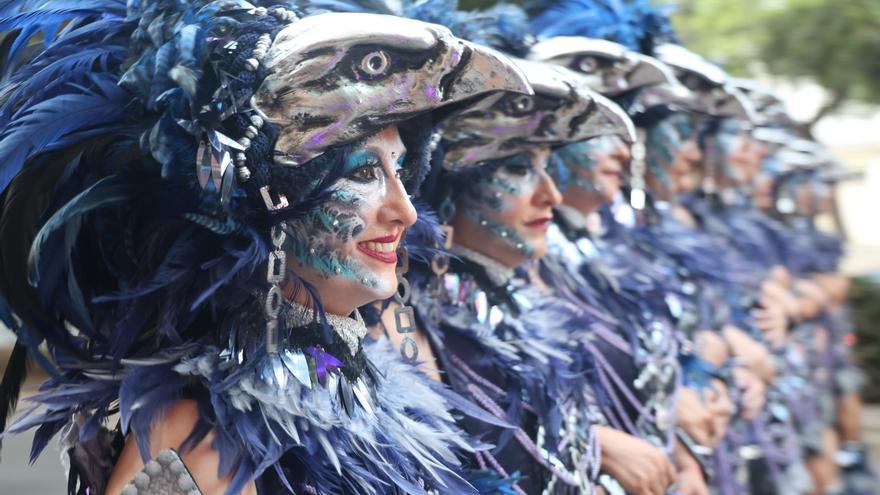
[673,439,709,495]
[703,378,733,447]
[676,387,715,447]
[752,305,788,344]
[722,325,776,381]
[732,366,766,420]
[675,465,708,495]
[597,426,676,495]
[695,330,729,367]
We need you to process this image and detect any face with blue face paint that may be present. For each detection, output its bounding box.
[644,112,702,200]
[283,126,417,315]
[554,136,631,214]
[451,147,563,268]
[713,119,767,189]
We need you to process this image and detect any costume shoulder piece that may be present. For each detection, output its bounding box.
[406,252,603,494]
[0,1,531,494]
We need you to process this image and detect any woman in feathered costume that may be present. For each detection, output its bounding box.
[301,1,654,493]
[523,39,721,495]
[524,3,760,494]
[626,43,822,495]
[403,56,629,492]
[0,0,536,493]
[714,126,870,494]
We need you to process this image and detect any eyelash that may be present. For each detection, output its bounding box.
[347,160,383,183]
[346,158,411,183]
[503,165,530,177]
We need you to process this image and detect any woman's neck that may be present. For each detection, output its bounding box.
[287,300,367,356]
[451,243,516,287]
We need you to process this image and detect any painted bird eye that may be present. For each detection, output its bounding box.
[360,50,390,77]
[577,56,598,73]
[508,95,534,114]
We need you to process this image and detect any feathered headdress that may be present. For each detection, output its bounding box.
[0,1,531,492]
[527,0,678,55]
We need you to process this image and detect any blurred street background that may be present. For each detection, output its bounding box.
[2,0,880,491]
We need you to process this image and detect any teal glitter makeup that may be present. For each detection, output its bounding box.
[645,113,693,186]
[553,140,601,192]
[465,153,541,210]
[282,147,406,289]
[455,152,547,257]
[343,149,381,175]
[465,210,536,257]
[713,119,745,180]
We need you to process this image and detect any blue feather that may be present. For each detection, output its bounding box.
[0,73,132,193]
[27,174,138,286]
[0,45,127,123]
[528,0,678,53]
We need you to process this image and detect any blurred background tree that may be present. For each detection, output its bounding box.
[459,0,880,137]
[849,276,880,402]
[663,0,880,137]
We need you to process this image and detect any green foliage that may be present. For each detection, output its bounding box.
[659,0,880,130]
[849,276,880,402]
[761,0,880,104]
[659,0,771,75]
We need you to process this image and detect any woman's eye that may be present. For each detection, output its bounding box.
[348,164,382,183]
[502,154,532,176]
[503,164,531,176]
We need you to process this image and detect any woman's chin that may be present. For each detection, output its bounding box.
[530,242,548,261]
[368,273,398,301]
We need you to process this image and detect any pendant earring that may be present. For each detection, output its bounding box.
[629,133,647,211]
[393,231,419,363]
[265,224,287,355]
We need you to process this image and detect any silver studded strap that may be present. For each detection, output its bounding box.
[121,449,201,495]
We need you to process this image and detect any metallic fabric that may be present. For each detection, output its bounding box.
[121,449,201,495]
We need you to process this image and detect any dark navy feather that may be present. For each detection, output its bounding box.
[527,0,678,54]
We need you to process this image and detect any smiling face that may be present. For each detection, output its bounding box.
[555,135,631,214]
[450,147,563,268]
[283,126,416,315]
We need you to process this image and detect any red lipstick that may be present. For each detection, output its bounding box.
[357,233,400,264]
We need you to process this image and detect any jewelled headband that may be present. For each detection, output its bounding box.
[439,58,635,170]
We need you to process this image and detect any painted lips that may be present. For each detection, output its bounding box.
[524,217,552,232]
[357,234,399,264]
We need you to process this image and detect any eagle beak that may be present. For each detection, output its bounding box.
[714,86,757,122]
[627,53,679,89]
[442,41,533,104]
[583,92,637,144]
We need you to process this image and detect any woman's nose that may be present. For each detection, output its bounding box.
[612,139,632,163]
[536,170,563,208]
[683,139,703,163]
[380,172,418,228]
